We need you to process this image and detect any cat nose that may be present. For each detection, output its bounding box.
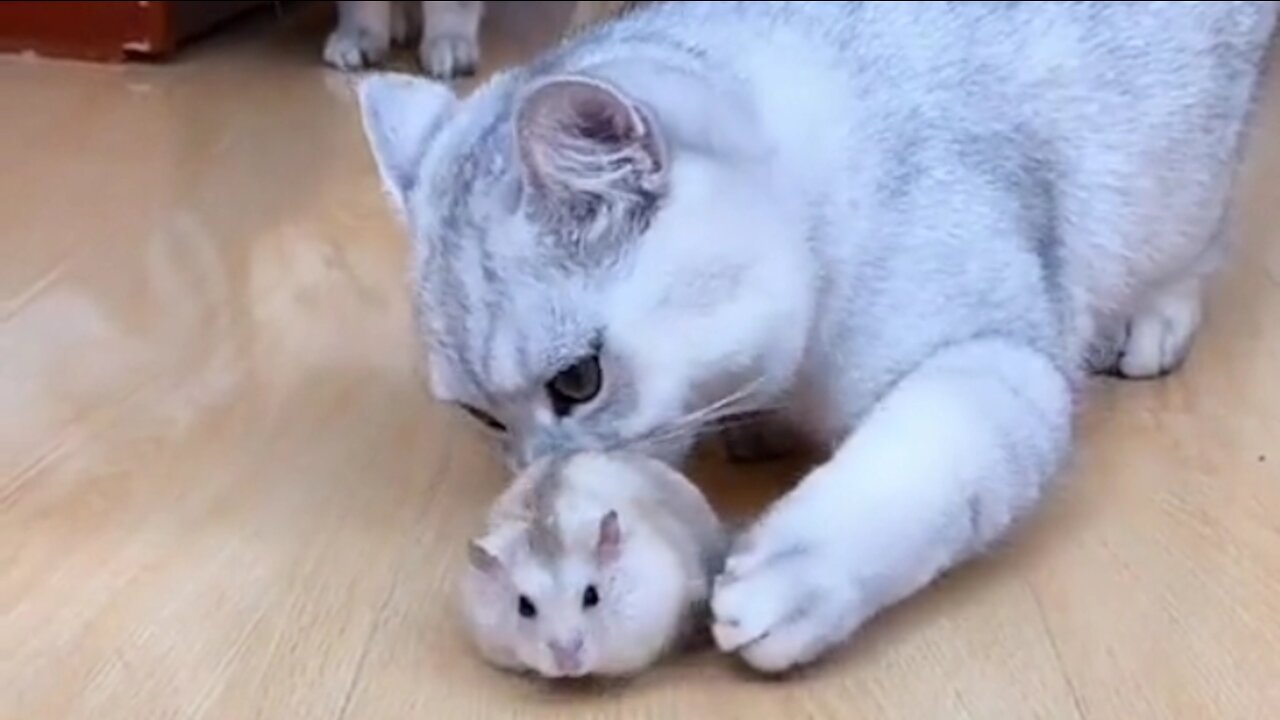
[548,636,584,674]
[501,450,526,473]
[510,434,567,471]
[507,438,540,472]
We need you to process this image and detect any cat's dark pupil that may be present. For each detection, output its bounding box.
[518,595,537,619]
[461,404,506,433]
[547,354,602,416]
[582,585,600,609]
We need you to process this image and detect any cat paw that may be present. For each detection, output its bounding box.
[1114,285,1203,379]
[711,529,860,673]
[323,29,390,70]
[419,34,479,79]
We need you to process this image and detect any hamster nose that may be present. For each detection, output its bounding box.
[548,637,585,674]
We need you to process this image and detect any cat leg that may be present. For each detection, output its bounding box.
[711,338,1071,673]
[324,1,393,70]
[1112,274,1205,379]
[390,1,420,46]
[419,1,483,79]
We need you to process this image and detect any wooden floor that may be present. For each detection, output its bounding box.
[3,4,1280,719]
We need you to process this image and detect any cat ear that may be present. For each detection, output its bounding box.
[515,76,667,201]
[596,510,623,565]
[467,539,504,576]
[356,72,457,216]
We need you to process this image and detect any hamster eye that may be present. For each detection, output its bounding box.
[458,404,507,433]
[517,595,537,619]
[546,353,602,416]
[582,584,600,609]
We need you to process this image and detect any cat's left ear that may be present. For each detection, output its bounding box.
[515,75,667,202]
[356,73,458,216]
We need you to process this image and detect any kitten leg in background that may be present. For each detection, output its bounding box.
[419,1,483,79]
[391,1,421,47]
[711,339,1072,673]
[324,1,394,70]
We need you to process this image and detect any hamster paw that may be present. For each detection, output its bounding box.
[711,532,861,674]
[323,28,391,70]
[419,33,479,79]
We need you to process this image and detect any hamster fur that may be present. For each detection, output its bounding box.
[460,451,728,679]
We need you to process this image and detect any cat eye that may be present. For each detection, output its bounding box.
[459,404,507,433]
[518,595,538,619]
[582,584,600,609]
[546,354,602,416]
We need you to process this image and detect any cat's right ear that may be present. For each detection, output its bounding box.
[356,73,457,217]
[515,76,667,203]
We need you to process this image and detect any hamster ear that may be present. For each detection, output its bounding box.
[467,539,503,576]
[596,510,622,565]
[356,72,457,217]
[515,75,667,202]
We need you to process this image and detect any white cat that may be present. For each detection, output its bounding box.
[354,2,1278,673]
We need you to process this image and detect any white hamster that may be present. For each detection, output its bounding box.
[460,451,728,679]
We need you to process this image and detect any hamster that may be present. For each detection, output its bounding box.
[459,451,728,679]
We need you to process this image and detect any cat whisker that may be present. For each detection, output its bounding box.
[622,376,779,450]
[628,405,785,450]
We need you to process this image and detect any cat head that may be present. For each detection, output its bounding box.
[356,70,813,468]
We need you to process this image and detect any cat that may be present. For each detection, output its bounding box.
[353,1,1279,673]
[324,1,649,78]
[325,1,484,78]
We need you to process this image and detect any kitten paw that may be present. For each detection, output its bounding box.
[419,34,479,79]
[1114,284,1203,379]
[323,29,390,70]
[711,530,860,673]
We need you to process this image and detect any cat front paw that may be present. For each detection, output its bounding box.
[419,34,479,79]
[710,523,862,673]
[323,28,390,70]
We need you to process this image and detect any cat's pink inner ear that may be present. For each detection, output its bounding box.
[525,77,640,142]
[468,540,502,576]
[514,75,665,197]
[596,510,622,565]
